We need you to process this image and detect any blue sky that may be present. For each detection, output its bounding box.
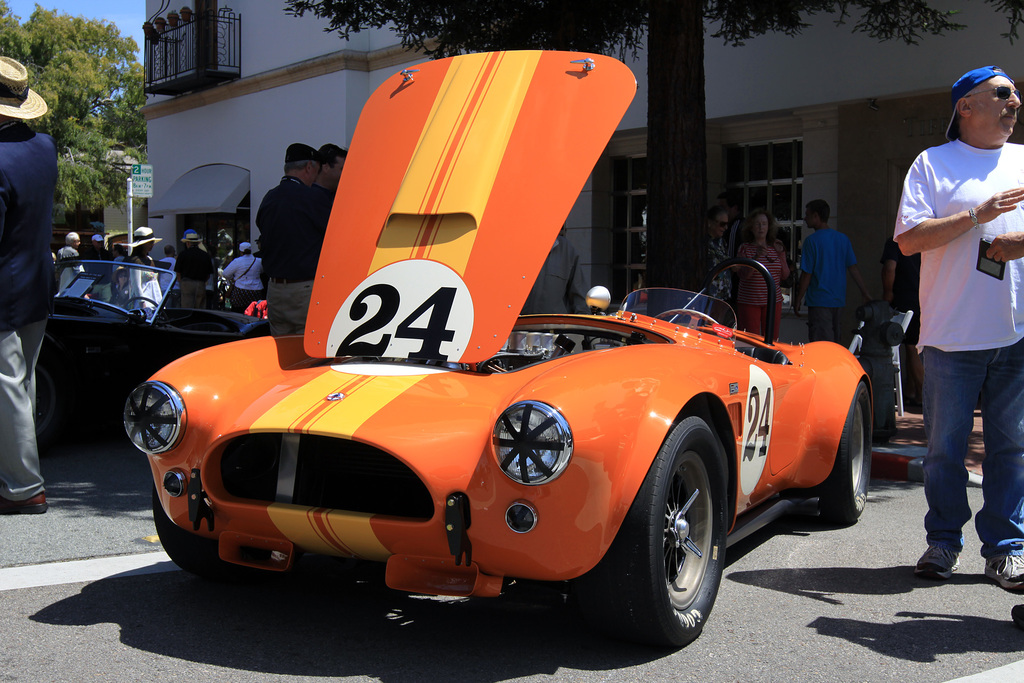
[6,1,145,55]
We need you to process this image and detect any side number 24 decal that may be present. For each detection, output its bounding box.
[739,365,774,495]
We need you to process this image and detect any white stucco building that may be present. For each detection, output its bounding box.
[143,1,1024,337]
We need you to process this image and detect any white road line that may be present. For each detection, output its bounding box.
[0,552,178,591]
[946,659,1024,682]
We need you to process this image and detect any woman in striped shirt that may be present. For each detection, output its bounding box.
[735,209,789,340]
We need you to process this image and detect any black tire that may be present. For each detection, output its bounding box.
[816,381,872,524]
[152,487,266,582]
[34,357,70,452]
[575,416,728,647]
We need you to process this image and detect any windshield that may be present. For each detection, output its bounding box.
[55,260,174,320]
[619,288,737,330]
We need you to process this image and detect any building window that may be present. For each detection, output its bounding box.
[723,139,803,272]
[610,156,647,300]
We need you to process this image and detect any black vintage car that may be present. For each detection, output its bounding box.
[37,260,268,449]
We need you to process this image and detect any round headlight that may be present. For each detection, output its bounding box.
[124,381,185,454]
[493,401,572,485]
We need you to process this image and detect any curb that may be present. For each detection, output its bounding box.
[871,448,983,487]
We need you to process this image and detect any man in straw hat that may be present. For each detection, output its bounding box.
[0,56,57,514]
[174,228,214,308]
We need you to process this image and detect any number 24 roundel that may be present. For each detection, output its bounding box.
[325,260,474,361]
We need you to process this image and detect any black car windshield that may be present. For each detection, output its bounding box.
[619,288,737,331]
[55,260,175,320]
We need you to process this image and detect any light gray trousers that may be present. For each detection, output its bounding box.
[0,319,46,500]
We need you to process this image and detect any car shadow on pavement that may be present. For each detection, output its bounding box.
[727,563,989,604]
[806,612,1021,663]
[31,556,667,679]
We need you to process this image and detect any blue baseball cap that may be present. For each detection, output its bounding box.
[946,65,1013,141]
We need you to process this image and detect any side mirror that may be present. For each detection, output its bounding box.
[586,286,611,313]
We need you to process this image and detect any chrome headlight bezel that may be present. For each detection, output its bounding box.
[492,401,573,485]
[123,381,186,454]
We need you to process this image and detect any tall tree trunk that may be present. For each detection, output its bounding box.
[645,0,706,290]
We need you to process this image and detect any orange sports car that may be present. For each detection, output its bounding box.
[124,51,871,647]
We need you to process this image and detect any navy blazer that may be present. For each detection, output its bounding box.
[0,121,58,331]
[256,175,331,281]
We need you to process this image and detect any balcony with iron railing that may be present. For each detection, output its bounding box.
[144,8,241,96]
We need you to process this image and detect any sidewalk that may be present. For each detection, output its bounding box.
[871,403,985,486]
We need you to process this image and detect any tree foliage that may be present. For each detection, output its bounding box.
[284,0,1024,289]
[285,0,985,54]
[0,2,145,210]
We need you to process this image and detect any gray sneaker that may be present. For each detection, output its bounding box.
[915,545,960,580]
[985,555,1024,590]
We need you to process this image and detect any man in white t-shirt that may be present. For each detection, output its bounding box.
[895,65,1024,590]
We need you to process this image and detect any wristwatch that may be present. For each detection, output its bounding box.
[969,207,980,228]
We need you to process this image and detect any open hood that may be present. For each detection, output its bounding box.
[305,51,636,363]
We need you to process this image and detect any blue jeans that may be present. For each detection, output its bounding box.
[922,338,1024,558]
[807,306,842,343]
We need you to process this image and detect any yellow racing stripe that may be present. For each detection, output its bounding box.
[249,370,423,437]
[370,51,542,275]
[266,505,391,561]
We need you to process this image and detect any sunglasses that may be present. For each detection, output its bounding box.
[964,85,1021,101]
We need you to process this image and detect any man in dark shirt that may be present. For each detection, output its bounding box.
[174,229,214,309]
[314,143,347,199]
[82,233,112,260]
[522,228,590,314]
[257,143,332,336]
[0,56,57,514]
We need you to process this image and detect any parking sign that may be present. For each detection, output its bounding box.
[131,164,153,198]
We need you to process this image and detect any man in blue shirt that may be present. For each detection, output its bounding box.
[0,57,58,514]
[793,199,872,342]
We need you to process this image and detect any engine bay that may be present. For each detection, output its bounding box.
[477,323,652,373]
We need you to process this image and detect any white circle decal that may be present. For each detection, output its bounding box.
[326,260,474,361]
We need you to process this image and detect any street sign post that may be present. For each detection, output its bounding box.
[128,164,153,233]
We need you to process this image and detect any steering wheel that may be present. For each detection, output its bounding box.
[126,296,159,310]
[655,307,718,328]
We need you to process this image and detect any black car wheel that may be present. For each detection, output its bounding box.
[576,416,728,647]
[816,381,872,525]
[152,487,266,582]
[34,357,69,451]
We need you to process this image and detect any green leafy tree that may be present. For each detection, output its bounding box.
[0,2,145,212]
[284,0,1024,289]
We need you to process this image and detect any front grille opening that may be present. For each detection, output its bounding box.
[220,434,434,519]
[221,433,280,501]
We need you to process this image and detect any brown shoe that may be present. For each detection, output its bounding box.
[0,492,47,514]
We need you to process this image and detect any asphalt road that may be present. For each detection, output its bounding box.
[1,434,1022,682]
